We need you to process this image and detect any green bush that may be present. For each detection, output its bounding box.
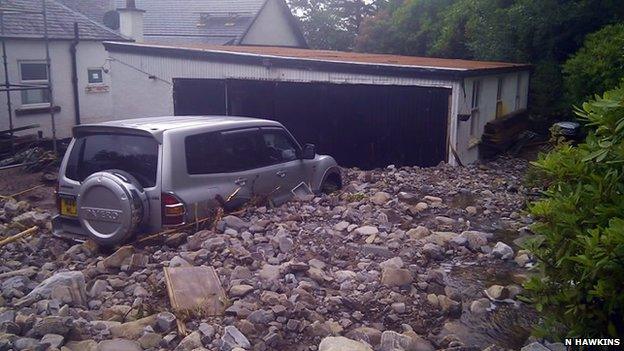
[563,24,624,108]
[525,83,624,338]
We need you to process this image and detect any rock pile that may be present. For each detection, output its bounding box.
[0,157,560,351]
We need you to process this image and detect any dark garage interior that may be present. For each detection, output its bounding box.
[173,78,451,169]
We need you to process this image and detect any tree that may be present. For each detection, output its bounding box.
[355,0,624,118]
[356,0,457,57]
[563,24,624,107]
[287,0,387,50]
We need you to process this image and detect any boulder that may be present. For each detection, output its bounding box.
[381,268,413,287]
[319,336,373,351]
[33,316,71,337]
[96,339,142,351]
[102,246,134,269]
[175,331,202,351]
[380,330,433,351]
[109,315,156,340]
[371,192,392,205]
[20,271,86,307]
[222,216,249,231]
[492,242,514,260]
[229,284,254,298]
[346,327,382,347]
[354,226,379,236]
[220,325,251,351]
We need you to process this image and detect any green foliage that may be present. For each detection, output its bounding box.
[563,24,624,108]
[353,0,624,119]
[287,0,386,50]
[526,84,624,337]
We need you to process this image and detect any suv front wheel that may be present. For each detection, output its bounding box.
[320,172,342,194]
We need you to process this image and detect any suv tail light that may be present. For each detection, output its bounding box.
[161,193,185,226]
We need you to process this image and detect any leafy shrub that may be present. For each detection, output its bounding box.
[525,83,624,337]
[563,24,624,108]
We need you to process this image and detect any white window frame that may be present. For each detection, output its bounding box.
[87,67,105,85]
[515,73,522,110]
[470,79,481,137]
[496,76,504,118]
[19,60,51,109]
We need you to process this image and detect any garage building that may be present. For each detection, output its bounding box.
[103,42,531,168]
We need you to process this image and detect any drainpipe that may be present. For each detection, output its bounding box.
[70,22,81,125]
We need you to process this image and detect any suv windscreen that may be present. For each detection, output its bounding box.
[65,133,159,187]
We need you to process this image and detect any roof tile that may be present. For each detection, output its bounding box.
[1,0,127,41]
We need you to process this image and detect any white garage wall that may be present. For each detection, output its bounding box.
[456,71,530,164]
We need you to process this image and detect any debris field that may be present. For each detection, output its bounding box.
[0,157,552,351]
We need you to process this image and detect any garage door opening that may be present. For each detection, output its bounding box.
[173,78,450,169]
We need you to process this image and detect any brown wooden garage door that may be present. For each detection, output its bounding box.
[173,78,450,169]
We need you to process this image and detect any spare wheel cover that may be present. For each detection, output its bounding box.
[77,170,147,242]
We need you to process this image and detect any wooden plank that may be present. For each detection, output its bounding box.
[0,124,40,135]
[163,266,227,318]
[0,226,38,247]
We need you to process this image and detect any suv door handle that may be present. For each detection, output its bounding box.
[276,171,286,178]
[234,178,247,186]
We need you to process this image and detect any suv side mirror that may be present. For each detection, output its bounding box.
[302,144,316,160]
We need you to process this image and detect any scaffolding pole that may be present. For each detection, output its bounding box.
[0,3,14,153]
[42,0,57,154]
[0,0,57,155]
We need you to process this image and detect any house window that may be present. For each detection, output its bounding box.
[515,73,522,110]
[19,61,50,107]
[470,80,481,136]
[496,77,504,118]
[88,68,104,84]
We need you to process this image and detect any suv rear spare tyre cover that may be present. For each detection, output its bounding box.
[77,170,148,246]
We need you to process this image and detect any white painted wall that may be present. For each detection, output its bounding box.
[0,40,114,139]
[119,9,144,42]
[241,0,302,47]
[455,71,530,164]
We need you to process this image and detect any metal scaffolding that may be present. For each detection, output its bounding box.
[0,0,57,154]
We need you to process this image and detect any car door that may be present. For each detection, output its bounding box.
[179,128,264,217]
[254,127,310,205]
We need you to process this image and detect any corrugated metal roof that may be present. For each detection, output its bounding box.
[1,0,127,41]
[104,42,531,74]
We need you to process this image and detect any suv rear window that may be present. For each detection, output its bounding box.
[65,134,159,187]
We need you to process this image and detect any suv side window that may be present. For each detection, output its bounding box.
[185,131,224,174]
[259,129,299,165]
[185,129,264,174]
[221,129,264,172]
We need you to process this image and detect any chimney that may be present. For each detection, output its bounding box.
[118,0,145,42]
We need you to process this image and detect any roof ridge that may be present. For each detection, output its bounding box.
[50,0,129,40]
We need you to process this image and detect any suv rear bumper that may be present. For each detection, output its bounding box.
[52,215,88,241]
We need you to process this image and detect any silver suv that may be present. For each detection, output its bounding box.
[52,116,342,246]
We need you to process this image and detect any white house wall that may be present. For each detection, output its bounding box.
[0,40,113,139]
[241,0,301,47]
[456,71,530,164]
